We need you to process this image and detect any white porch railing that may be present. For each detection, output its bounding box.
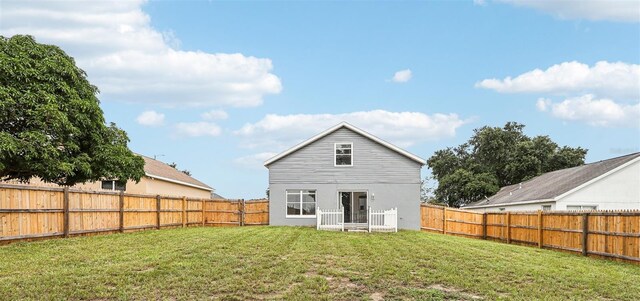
[317,206,398,232]
[368,207,398,233]
[316,207,344,231]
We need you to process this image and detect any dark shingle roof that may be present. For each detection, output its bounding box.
[140,155,212,190]
[465,152,640,208]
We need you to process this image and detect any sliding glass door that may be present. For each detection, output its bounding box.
[339,191,368,223]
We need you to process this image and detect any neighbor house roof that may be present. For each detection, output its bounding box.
[211,192,226,199]
[464,152,640,209]
[263,122,426,166]
[140,155,213,191]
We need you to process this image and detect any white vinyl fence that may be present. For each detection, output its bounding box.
[368,207,398,232]
[316,207,344,231]
[317,207,397,232]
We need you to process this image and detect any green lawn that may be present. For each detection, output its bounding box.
[1,227,639,300]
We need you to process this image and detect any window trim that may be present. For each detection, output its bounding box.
[542,205,552,211]
[101,180,126,191]
[334,142,353,167]
[285,189,317,218]
[566,205,598,211]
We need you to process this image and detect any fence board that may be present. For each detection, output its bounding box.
[420,204,444,233]
[0,185,269,243]
[204,199,241,226]
[421,204,640,264]
[244,201,269,225]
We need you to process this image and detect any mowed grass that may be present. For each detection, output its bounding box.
[1,227,639,300]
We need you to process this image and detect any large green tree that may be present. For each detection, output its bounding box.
[427,122,587,207]
[0,35,145,185]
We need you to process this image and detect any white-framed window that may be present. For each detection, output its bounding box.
[286,190,316,217]
[566,205,597,211]
[334,143,353,166]
[542,205,552,211]
[101,180,126,191]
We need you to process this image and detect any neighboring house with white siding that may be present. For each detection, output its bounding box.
[463,152,640,212]
[264,122,425,230]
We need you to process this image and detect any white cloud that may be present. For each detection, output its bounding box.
[391,69,412,83]
[0,0,282,107]
[201,110,229,120]
[535,98,551,112]
[235,110,470,150]
[476,61,640,100]
[539,95,639,128]
[234,152,278,169]
[136,110,165,126]
[175,122,222,137]
[497,0,640,23]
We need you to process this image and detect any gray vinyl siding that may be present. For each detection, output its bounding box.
[266,127,423,230]
[269,183,421,230]
[268,128,421,184]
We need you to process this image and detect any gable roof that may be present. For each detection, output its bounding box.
[211,192,226,199]
[464,152,640,209]
[264,122,426,166]
[140,155,213,191]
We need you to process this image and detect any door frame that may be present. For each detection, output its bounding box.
[336,190,369,223]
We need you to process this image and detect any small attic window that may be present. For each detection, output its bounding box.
[334,143,352,166]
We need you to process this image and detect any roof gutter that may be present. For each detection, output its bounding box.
[145,173,213,191]
[463,198,555,209]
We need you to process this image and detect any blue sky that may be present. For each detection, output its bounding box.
[1,0,639,198]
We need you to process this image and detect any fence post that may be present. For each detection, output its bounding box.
[537,210,543,248]
[582,213,589,256]
[156,195,161,229]
[182,196,187,228]
[119,191,125,233]
[482,213,487,240]
[202,199,206,226]
[63,187,70,238]
[367,206,371,233]
[506,211,511,244]
[442,207,447,235]
[341,206,345,232]
[239,199,245,226]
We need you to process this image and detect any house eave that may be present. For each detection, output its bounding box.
[463,199,555,209]
[145,173,213,192]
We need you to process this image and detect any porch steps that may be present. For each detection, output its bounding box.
[344,223,368,232]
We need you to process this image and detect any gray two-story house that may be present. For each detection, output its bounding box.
[264,122,425,230]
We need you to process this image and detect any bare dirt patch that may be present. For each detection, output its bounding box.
[429,284,484,300]
[370,292,384,301]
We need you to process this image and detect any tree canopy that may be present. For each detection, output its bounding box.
[427,122,587,207]
[0,35,145,185]
[168,162,192,176]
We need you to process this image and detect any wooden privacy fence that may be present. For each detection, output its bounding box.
[421,204,640,263]
[0,184,269,243]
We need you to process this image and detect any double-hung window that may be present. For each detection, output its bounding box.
[334,143,352,166]
[286,190,316,217]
